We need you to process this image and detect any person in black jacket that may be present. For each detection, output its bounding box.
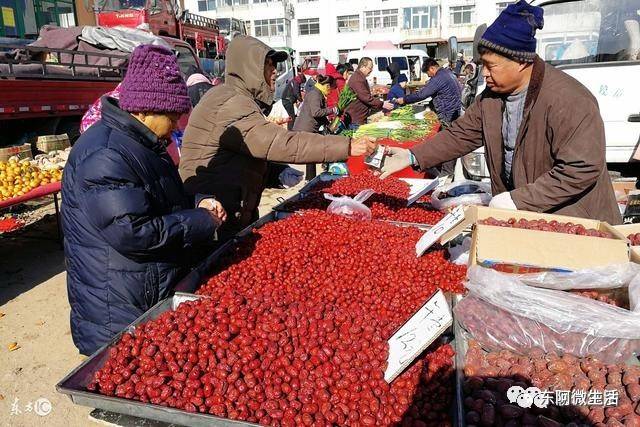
[61,45,226,356]
[186,72,213,107]
[281,71,306,130]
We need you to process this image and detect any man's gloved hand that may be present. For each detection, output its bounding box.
[378,147,414,179]
[279,167,304,188]
[489,192,517,210]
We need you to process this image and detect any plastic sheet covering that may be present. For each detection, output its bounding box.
[454,266,640,363]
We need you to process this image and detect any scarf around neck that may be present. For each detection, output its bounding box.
[315,82,330,97]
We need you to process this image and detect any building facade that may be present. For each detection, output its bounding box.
[1,0,78,37]
[185,0,512,64]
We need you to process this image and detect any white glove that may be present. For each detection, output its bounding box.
[488,191,517,210]
[378,147,414,179]
[279,167,304,188]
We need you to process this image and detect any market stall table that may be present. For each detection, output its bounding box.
[0,182,62,240]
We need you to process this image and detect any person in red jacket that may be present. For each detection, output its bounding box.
[326,63,354,110]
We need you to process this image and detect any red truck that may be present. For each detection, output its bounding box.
[0,35,203,147]
[95,0,226,59]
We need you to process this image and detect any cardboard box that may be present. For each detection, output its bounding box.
[612,180,637,196]
[442,206,630,272]
[36,134,70,153]
[0,143,32,162]
[614,224,640,263]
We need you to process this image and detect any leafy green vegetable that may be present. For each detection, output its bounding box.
[388,106,415,121]
[337,86,357,113]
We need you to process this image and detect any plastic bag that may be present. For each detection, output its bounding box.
[430,180,492,210]
[324,189,374,221]
[513,262,640,291]
[447,236,471,266]
[267,100,290,127]
[454,266,640,363]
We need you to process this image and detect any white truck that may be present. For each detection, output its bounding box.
[460,0,640,180]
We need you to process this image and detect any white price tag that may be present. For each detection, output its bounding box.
[415,205,465,257]
[364,144,386,169]
[384,290,452,383]
[400,178,439,206]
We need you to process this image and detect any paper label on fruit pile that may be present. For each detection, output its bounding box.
[385,290,452,383]
[415,206,465,256]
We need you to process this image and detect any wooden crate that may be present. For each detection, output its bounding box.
[0,143,32,162]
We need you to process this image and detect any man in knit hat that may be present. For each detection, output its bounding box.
[378,0,620,224]
[62,44,226,355]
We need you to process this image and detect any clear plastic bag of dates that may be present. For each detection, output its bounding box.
[455,266,640,363]
[513,262,640,292]
[430,180,492,211]
[324,189,374,221]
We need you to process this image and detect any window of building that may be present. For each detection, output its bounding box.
[298,18,320,35]
[253,0,268,3]
[244,20,252,35]
[198,0,216,11]
[449,5,474,25]
[403,6,438,29]
[33,0,76,29]
[300,51,320,68]
[337,15,359,33]
[496,2,513,14]
[298,0,318,2]
[254,18,289,37]
[338,48,358,63]
[365,9,398,30]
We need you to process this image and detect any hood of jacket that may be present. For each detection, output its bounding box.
[225,36,275,106]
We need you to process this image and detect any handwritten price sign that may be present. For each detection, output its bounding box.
[384,290,452,383]
[415,205,465,257]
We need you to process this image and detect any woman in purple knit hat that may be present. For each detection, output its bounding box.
[61,44,227,355]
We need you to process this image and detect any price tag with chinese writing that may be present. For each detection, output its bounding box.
[415,205,465,257]
[385,289,452,383]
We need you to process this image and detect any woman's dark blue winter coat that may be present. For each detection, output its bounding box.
[61,97,216,356]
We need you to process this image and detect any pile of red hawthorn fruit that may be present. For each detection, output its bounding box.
[281,171,445,225]
[87,212,466,426]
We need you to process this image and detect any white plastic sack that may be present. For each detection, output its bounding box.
[324,189,374,221]
[267,100,290,127]
[454,266,640,363]
[447,236,471,266]
[430,180,492,210]
[513,262,640,291]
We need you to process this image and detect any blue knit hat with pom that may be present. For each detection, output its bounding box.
[479,0,544,62]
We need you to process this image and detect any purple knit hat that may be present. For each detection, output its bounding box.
[119,44,191,114]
